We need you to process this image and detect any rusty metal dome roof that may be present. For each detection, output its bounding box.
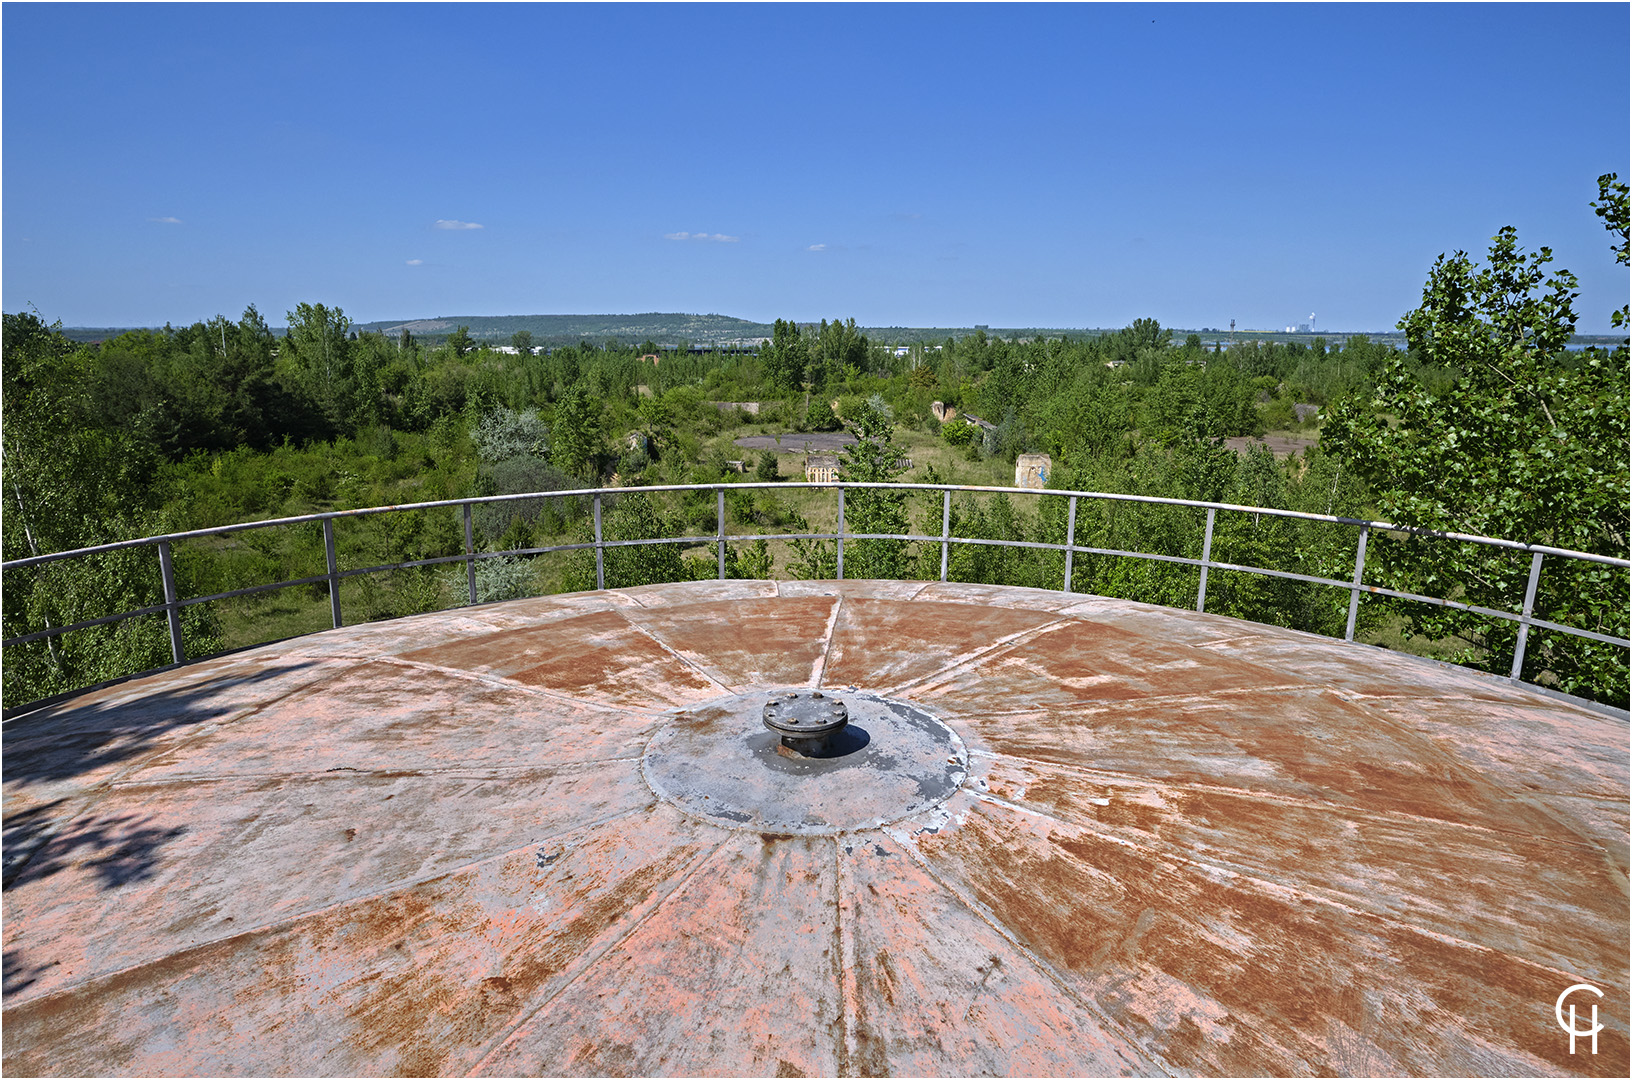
[3,580,1627,1076]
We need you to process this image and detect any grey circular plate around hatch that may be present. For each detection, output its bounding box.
[640,689,968,836]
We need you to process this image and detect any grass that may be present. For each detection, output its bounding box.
[1355,608,1489,665]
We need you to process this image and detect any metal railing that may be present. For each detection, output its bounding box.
[4,481,1628,702]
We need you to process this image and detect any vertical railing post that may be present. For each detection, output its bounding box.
[1195,507,1216,612]
[593,493,605,590]
[1062,496,1079,594]
[835,487,845,581]
[156,540,185,665]
[1345,524,1369,642]
[1510,551,1545,681]
[716,487,727,581]
[463,504,477,606]
[939,489,952,582]
[322,519,343,628]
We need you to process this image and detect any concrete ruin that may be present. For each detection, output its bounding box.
[804,454,840,483]
[1015,452,1051,490]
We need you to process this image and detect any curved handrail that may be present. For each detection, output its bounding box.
[4,482,1627,707]
[4,481,1628,569]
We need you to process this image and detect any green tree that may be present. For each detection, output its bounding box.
[511,330,535,355]
[1127,317,1171,352]
[283,302,353,429]
[1323,202,1629,702]
[812,317,869,392]
[562,492,686,591]
[1,313,222,706]
[837,397,909,578]
[1,313,158,555]
[760,318,809,393]
[1591,172,1629,328]
[550,385,603,482]
[473,406,550,464]
[447,325,473,357]
[754,449,780,481]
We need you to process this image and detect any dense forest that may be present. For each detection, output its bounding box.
[4,178,1627,708]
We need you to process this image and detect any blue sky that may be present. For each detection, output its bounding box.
[4,2,1627,333]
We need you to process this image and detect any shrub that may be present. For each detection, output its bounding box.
[754,450,780,481]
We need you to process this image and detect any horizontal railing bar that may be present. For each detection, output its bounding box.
[856,533,1060,553]
[1360,584,1537,624]
[1522,617,1631,649]
[341,552,495,574]
[726,531,913,545]
[1068,545,1207,568]
[5,482,1626,571]
[3,602,173,646]
[1358,581,1631,646]
[328,550,532,581]
[172,573,336,608]
[691,532,837,545]
[749,530,1205,570]
[1202,561,1355,591]
[470,542,598,559]
[599,535,713,550]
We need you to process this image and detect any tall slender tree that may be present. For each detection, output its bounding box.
[837,398,909,578]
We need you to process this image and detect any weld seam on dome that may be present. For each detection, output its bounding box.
[616,614,737,694]
[466,828,735,1074]
[374,655,670,716]
[971,756,1574,844]
[882,617,1076,697]
[811,594,845,687]
[879,818,1163,1074]
[965,784,1592,987]
[5,802,654,1005]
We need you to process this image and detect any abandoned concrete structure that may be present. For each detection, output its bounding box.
[804,454,840,483]
[1015,453,1051,490]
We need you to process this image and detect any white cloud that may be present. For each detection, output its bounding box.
[434,219,483,230]
[664,231,739,243]
[149,216,183,225]
[807,244,827,252]
[405,259,424,266]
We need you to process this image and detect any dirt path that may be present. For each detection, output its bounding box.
[1224,433,1318,459]
[733,432,857,453]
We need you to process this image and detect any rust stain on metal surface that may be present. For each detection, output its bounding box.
[4,580,1627,1076]
[403,609,727,707]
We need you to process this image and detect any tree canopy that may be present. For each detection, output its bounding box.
[4,179,1626,707]
[1323,184,1629,695]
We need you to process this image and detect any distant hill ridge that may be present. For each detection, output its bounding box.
[351,312,775,344]
[342,313,1407,347]
[51,312,1622,349]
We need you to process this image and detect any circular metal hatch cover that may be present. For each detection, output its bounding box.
[642,689,968,834]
